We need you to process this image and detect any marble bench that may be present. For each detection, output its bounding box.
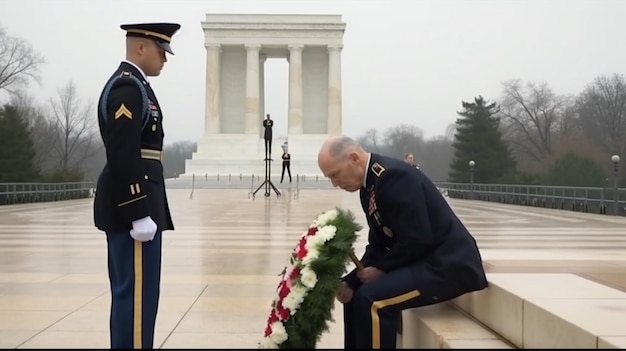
[451,273,626,348]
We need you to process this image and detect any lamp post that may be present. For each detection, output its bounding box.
[469,160,475,200]
[611,155,620,215]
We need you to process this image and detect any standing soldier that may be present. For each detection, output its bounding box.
[263,113,274,159]
[281,147,292,183]
[93,22,180,349]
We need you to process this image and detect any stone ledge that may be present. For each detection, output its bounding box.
[452,273,626,348]
[401,302,512,349]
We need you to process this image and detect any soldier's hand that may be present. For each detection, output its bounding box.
[357,266,385,284]
[336,281,353,304]
[130,216,157,242]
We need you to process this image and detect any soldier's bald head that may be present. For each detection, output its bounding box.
[319,135,362,162]
[318,136,369,192]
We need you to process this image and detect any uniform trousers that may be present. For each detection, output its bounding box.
[264,134,272,157]
[106,230,162,349]
[343,264,439,349]
[281,162,291,182]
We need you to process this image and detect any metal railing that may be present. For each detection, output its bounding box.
[436,182,626,216]
[178,173,335,200]
[166,173,333,190]
[0,174,335,205]
[2,177,625,217]
[0,182,96,205]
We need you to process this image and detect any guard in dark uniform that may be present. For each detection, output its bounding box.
[317,136,488,349]
[93,22,180,349]
[263,113,273,159]
[280,150,291,183]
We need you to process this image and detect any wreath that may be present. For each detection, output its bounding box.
[258,207,362,349]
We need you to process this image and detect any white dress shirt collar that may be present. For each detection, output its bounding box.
[363,153,372,188]
[122,59,149,84]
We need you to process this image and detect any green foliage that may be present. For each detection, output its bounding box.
[545,152,606,187]
[505,172,544,185]
[39,168,85,182]
[449,96,517,183]
[273,208,361,349]
[0,104,40,182]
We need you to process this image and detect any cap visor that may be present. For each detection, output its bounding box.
[155,41,174,55]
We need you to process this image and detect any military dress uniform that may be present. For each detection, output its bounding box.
[93,22,180,349]
[263,117,273,158]
[280,152,291,183]
[341,153,488,349]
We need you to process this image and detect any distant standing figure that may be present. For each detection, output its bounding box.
[263,114,274,159]
[404,152,420,169]
[281,150,292,183]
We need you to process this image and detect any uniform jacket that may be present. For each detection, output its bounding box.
[343,153,487,298]
[263,119,273,139]
[93,61,174,232]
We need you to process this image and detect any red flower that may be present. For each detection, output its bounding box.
[264,309,279,336]
[278,279,290,299]
[295,237,308,260]
[307,226,318,236]
[288,266,301,281]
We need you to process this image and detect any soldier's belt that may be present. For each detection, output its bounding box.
[141,148,162,161]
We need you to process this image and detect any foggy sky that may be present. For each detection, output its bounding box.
[1,0,625,144]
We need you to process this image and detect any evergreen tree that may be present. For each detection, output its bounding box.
[0,104,40,182]
[448,96,516,183]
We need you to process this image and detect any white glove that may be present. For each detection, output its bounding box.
[130,216,157,242]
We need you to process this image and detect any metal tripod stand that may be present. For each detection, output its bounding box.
[252,140,281,199]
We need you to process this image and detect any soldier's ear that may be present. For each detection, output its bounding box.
[348,152,359,163]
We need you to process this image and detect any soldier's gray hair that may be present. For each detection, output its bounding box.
[328,136,362,159]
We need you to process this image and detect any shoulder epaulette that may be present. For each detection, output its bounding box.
[371,162,386,177]
[99,72,150,131]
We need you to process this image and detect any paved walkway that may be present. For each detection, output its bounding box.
[1,188,625,348]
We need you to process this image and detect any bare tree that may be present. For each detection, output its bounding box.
[48,81,97,173]
[444,122,456,142]
[0,26,46,94]
[498,79,569,167]
[354,125,452,181]
[356,128,382,153]
[382,124,424,160]
[576,73,626,158]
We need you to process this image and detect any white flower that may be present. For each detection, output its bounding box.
[300,266,318,288]
[305,234,323,250]
[282,284,308,313]
[315,209,339,227]
[316,225,337,242]
[302,246,319,265]
[269,321,288,344]
[259,337,279,349]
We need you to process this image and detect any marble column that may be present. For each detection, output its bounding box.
[204,44,222,135]
[259,54,267,139]
[288,44,304,134]
[245,44,261,135]
[327,44,343,135]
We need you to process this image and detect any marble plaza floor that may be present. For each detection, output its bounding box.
[1,187,626,348]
